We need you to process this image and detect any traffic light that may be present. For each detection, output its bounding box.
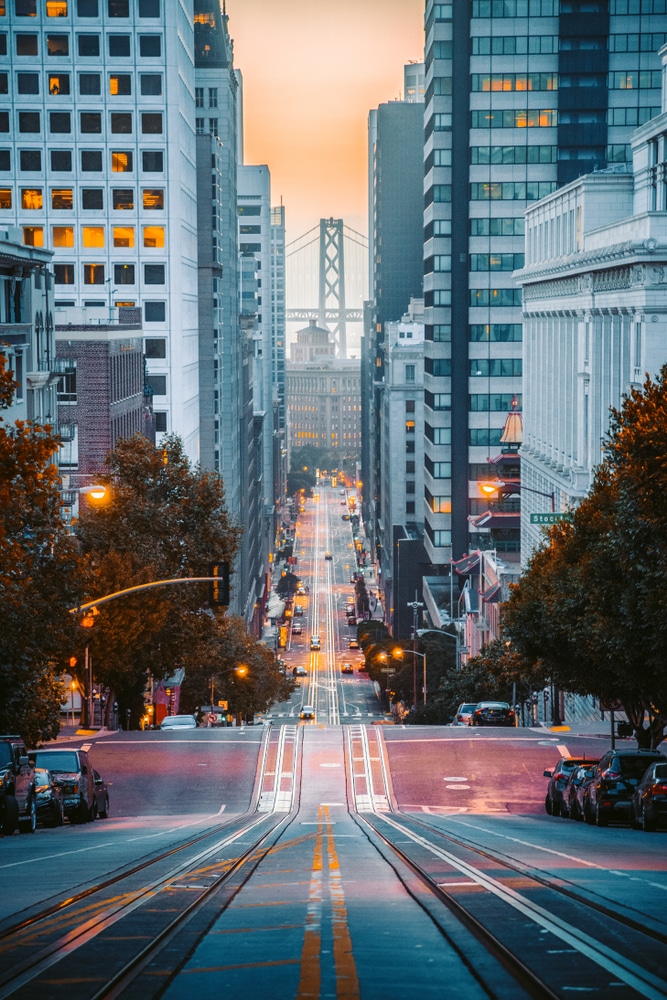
[209,562,230,607]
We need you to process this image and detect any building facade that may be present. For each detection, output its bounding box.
[422,0,667,566]
[516,41,667,558]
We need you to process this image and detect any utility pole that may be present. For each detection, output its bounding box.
[406,593,424,709]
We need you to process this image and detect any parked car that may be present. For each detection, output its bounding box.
[159,715,198,731]
[555,760,599,819]
[341,663,354,674]
[347,616,357,626]
[630,759,667,831]
[543,756,598,817]
[300,705,315,720]
[293,665,308,677]
[29,747,95,823]
[453,703,478,727]
[0,735,36,835]
[294,604,304,616]
[584,749,666,826]
[324,552,333,561]
[291,622,303,635]
[92,769,110,819]
[469,702,516,727]
[310,635,321,651]
[33,768,64,827]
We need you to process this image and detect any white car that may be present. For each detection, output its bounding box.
[160,714,198,730]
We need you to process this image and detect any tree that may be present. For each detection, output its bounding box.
[74,434,241,723]
[504,367,667,748]
[0,354,85,743]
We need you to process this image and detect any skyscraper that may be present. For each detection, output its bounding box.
[423,0,666,564]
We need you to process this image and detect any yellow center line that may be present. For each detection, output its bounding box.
[323,805,360,999]
[296,805,323,998]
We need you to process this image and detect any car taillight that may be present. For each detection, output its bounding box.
[652,783,667,794]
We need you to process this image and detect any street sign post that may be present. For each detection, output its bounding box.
[529,512,572,525]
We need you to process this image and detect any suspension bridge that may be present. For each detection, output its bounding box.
[285,218,368,358]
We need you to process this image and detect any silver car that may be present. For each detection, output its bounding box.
[160,715,198,731]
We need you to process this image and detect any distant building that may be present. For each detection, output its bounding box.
[0,226,57,426]
[286,323,361,466]
[516,43,667,560]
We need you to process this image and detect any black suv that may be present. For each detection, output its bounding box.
[543,756,598,817]
[0,735,36,835]
[584,748,666,827]
[28,748,96,823]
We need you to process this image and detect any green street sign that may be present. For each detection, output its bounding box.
[530,512,572,525]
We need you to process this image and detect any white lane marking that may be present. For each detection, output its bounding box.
[443,776,468,782]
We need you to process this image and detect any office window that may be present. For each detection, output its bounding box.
[46,0,69,9]
[83,262,104,284]
[195,118,205,134]
[111,113,132,133]
[15,0,37,13]
[82,225,104,247]
[51,187,73,209]
[52,225,74,246]
[80,111,101,133]
[143,225,163,247]
[0,36,6,56]
[17,72,39,94]
[47,35,69,56]
[49,112,71,133]
[108,34,130,56]
[154,412,167,432]
[0,189,12,209]
[142,150,163,172]
[22,225,43,246]
[139,34,160,57]
[79,73,102,97]
[0,114,8,133]
[16,34,38,56]
[19,111,40,132]
[0,150,10,171]
[113,225,134,246]
[405,364,416,383]
[77,0,98,14]
[470,358,522,377]
[145,374,166,395]
[140,73,161,95]
[112,188,133,209]
[109,74,131,95]
[80,149,102,171]
[208,87,218,107]
[54,263,74,284]
[77,34,99,57]
[81,188,103,209]
[19,149,41,170]
[49,74,70,95]
[142,188,163,209]
[144,300,165,322]
[108,0,129,15]
[21,187,42,209]
[144,263,164,284]
[144,338,166,358]
[50,149,72,171]
[195,86,204,108]
[114,263,135,284]
[112,150,132,172]
[141,112,162,133]
[139,0,159,14]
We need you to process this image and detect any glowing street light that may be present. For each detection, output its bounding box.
[480,479,555,512]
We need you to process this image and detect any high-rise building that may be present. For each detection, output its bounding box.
[0,0,200,461]
[423,0,667,565]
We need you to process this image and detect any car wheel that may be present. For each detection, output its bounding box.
[630,809,641,831]
[642,805,656,832]
[98,795,109,819]
[89,799,98,822]
[19,796,37,834]
[552,798,561,818]
[78,797,91,823]
[584,799,595,825]
[571,801,581,822]
[560,802,569,819]
[544,795,553,816]
[2,794,19,835]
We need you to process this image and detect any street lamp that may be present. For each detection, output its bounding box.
[406,597,424,708]
[391,648,427,705]
[480,480,555,512]
[416,627,462,673]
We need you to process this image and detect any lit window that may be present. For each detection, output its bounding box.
[21,188,43,209]
[52,225,74,247]
[51,188,73,209]
[49,74,69,95]
[142,225,163,247]
[109,74,131,95]
[0,189,12,209]
[112,151,133,172]
[83,263,105,284]
[142,188,163,209]
[47,34,69,56]
[82,226,104,247]
[46,1,68,13]
[23,225,44,246]
[113,225,134,247]
[112,188,134,209]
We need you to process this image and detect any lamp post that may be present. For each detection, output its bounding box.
[416,627,462,672]
[406,596,424,709]
[480,480,555,512]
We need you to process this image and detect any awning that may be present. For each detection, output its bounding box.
[480,582,502,604]
[453,551,480,575]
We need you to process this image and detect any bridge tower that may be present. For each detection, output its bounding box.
[318,218,347,358]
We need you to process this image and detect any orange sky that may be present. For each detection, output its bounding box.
[227,0,425,243]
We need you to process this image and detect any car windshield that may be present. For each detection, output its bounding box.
[34,769,50,788]
[31,750,80,771]
[654,763,667,780]
[162,717,194,727]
